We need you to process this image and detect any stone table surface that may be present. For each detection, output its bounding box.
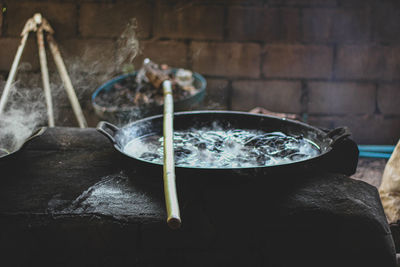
[352,158,387,188]
[0,127,395,267]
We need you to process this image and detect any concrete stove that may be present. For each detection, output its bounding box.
[0,127,396,266]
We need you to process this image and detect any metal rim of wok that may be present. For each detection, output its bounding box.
[91,70,207,120]
[0,127,47,160]
[97,110,351,172]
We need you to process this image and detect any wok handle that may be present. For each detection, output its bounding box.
[26,127,47,143]
[18,127,47,151]
[96,121,119,144]
[326,127,351,147]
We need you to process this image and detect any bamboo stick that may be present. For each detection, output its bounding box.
[0,33,29,115]
[46,34,87,128]
[36,26,55,127]
[163,80,181,229]
[0,15,39,115]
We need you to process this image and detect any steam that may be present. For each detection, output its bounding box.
[0,79,46,154]
[116,18,141,74]
[122,123,321,168]
[0,17,142,154]
[56,18,142,125]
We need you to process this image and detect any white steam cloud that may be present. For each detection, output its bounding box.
[0,79,46,154]
[0,17,142,154]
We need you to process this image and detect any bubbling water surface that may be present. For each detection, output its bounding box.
[123,127,320,168]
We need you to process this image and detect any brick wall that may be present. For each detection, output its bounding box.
[1,0,400,144]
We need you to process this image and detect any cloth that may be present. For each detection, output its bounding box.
[379,140,400,223]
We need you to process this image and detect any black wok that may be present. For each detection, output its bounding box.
[0,127,46,160]
[97,111,354,181]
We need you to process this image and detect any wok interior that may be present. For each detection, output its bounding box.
[115,112,331,160]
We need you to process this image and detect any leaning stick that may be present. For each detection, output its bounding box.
[46,34,87,128]
[0,22,32,115]
[36,25,54,127]
[163,80,181,229]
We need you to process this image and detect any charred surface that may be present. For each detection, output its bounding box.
[0,127,396,267]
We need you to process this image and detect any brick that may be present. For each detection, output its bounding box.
[307,115,400,144]
[58,39,116,73]
[263,45,333,79]
[378,84,400,115]
[187,0,264,5]
[308,82,375,115]
[337,0,373,7]
[203,78,229,109]
[12,72,41,89]
[192,42,261,78]
[79,2,152,38]
[154,3,224,40]
[0,4,3,36]
[231,80,302,112]
[57,105,99,128]
[227,7,300,42]
[135,41,188,69]
[302,8,370,43]
[6,2,77,39]
[268,0,337,7]
[372,2,400,43]
[0,37,40,72]
[336,45,400,81]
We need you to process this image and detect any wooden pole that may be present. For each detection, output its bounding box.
[0,15,39,115]
[36,26,55,127]
[46,34,87,128]
[162,80,181,229]
[0,33,29,115]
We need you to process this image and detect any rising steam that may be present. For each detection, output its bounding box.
[0,17,142,153]
[0,79,46,154]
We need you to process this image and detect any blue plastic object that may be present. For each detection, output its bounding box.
[358,145,395,153]
[91,70,207,123]
[358,151,392,159]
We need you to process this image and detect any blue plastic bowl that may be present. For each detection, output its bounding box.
[92,70,207,124]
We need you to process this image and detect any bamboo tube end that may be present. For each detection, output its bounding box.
[167,217,181,230]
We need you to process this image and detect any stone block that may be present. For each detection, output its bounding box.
[57,105,99,128]
[268,0,337,7]
[263,44,333,78]
[58,39,116,74]
[0,4,3,37]
[135,40,188,69]
[372,1,400,43]
[154,3,224,40]
[336,45,400,81]
[337,0,373,7]
[231,80,302,112]
[6,2,77,39]
[203,78,229,109]
[79,2,152,38]
[195,0,264,5]
[302,8,370,43]
[307,82,376,115]
[0,216,139,267]
[227,7,300,42]
[378,84,400,115]
[0,37,40,72]
[308,115,400,144]
[191,42,261,78]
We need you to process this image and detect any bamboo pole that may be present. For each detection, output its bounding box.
[0,15,39,115]
[0,31,29,115]
[36,26,55,127]
[162,80,181,229]
[46,34,87,128]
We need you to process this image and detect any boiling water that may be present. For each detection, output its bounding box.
[123,128,320,168]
